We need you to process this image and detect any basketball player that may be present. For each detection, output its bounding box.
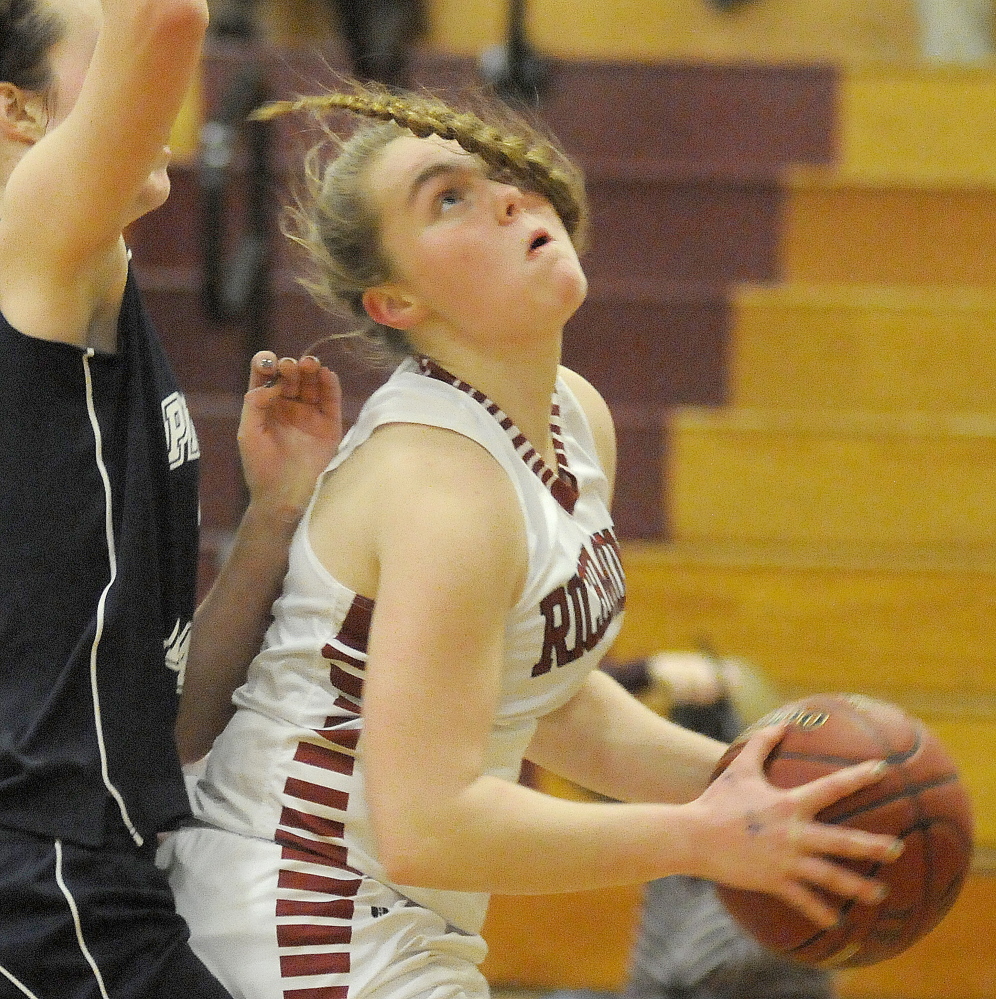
[0,0,341,994]
[160,84,903,999]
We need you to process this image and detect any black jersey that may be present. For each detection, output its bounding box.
[0,268,200,848]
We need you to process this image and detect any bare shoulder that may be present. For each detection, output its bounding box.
[310,421,527,599]
[368,421,522,497]
[557,366,617,489]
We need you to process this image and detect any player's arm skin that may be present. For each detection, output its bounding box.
[176,352,342,765]
[311,402,902,930]
[0,0,209,348]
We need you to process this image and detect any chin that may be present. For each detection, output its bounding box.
[554,265,588,318]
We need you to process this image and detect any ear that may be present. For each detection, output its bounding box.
[0,83,47,145]
[362,284,427,331]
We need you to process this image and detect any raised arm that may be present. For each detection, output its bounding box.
[176,353,342,765]
[0,0,208,344]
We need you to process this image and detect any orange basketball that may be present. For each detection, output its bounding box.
[711,693,974,968]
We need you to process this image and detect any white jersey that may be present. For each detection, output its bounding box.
[189,355,625,934]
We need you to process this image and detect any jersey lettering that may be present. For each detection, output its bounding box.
[161,391,201,470]
[164,618,192,693]
[532,528,626,676]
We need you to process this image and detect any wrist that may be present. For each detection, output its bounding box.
[240,498,307,544]
[663,799,715,881]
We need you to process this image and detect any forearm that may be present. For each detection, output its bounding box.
[175,504,297,764]
[375,735,904,927]
[175,351,341,764]
[526,669,727,804]
[379,771,707,895]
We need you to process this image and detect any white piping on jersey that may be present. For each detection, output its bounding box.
[81,350,142,847]
[54,840,111,999]
[0,962,41,998]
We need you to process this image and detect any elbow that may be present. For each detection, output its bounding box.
[371,793,460,887]
[376,824,442,887]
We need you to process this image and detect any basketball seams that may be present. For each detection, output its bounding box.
[810,771,961,826]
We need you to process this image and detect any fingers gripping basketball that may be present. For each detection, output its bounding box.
[711,694,974,969]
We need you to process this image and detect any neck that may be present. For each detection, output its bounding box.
[416,332,563,463]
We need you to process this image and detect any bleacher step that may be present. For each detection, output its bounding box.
[783,167,996,286]
[479,870,996,998]
[668,406,996,548]
[731,282,996,413]
[269,0,918,63]
[839,64,996,180]
[617,540,996,851]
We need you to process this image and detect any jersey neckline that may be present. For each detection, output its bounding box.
[415,355,579,514]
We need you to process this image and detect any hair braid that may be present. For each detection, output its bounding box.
[254,86,588,251]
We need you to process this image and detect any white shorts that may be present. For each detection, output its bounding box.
[158,825,490,999]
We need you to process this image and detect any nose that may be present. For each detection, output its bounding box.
[494,181,524,222]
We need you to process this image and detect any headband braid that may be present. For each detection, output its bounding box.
[254,90,588,251]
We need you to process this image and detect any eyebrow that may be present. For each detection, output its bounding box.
[406,160,476,207]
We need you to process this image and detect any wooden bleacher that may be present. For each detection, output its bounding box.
[256,0,921,63]
[596,59,996,999]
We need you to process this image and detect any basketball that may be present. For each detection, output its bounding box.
[710,693,974,968]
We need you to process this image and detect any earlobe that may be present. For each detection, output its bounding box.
[362,285,426,331]
[0,83,47,145]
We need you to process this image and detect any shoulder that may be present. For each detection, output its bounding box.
[321,419,527,568]
[367,422,529,606]
[557,366,617,487]
[368,421,522,514]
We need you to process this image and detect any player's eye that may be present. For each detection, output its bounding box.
[437,187,465,213]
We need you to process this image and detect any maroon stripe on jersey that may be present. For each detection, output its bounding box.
[278,868,361,896]
[277,922,352,948]
[316,727,360,752]
[284,988,349,999]
[325,661,363,700]
[280,806,345,839]
[273,828,352,871]
[333,694,361,714]
[338,595,373,650]
[281,951,351,978]
[321,644,365,671]
[278,839,354,870]
[276,896,355,919]
[551,475,578,513]
[294,741,355,777]
[285,776,349,810]
[416,354,580,513]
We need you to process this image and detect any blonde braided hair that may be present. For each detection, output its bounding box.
[253,82,589,365]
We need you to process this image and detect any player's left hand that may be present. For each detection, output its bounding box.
[237,351,343,523]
